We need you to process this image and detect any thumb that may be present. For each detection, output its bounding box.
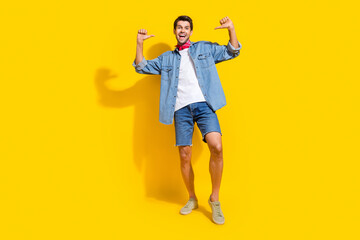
[214,26,225,30]
[144,34,155,39]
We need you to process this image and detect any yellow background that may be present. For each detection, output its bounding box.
[1,0,359,239]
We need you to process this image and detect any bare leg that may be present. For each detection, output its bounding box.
[178,146,197,201]
[205,132,223,202]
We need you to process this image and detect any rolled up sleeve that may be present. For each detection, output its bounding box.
[132,56,162,75]
[132,57,148,71]
[227,41,242,56]
[210,41,242,64]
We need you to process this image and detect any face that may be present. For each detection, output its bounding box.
[174,20,193,45]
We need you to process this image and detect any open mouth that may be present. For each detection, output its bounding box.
[179,34,186,40]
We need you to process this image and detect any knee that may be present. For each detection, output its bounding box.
[179,146,192,165]
[209,143,223,157]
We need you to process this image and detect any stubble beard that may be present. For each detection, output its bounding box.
[177,36,190,46]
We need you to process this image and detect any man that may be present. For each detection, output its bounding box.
[132,15,241,224]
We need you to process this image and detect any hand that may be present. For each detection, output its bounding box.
[214,17,234,30]
[137,29,155,43]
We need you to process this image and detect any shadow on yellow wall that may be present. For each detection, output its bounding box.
[94,43,205,205]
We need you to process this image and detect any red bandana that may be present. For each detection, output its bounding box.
[176,40,191,51]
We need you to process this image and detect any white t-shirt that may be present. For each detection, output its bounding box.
[174,48,206,111]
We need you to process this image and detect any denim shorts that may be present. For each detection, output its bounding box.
[174,101,222,146]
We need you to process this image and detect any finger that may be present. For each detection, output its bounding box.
[214,26,225,30]
[144,34,155,40]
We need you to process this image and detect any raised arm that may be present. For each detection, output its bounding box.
[135,29,155,65]
[214,17,239,49]
[133,29,162,75]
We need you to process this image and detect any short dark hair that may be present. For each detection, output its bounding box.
[173,15,193,31]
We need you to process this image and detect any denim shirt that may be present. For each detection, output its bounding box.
[132,40,242,125]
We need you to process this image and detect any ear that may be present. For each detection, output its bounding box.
[173,29,176,35]
[190,30,193,36]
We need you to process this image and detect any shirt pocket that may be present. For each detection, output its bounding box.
[161,66,173,81]
[197,52,214,68]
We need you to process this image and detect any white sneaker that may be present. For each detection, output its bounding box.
[180,198,198,215]
[208,195,225,224]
